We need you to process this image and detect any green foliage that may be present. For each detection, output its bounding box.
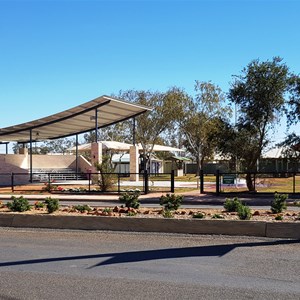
[119,189,141,208]
[162,210,174,218]
[102,207,112,213]
[127,211,137,217]
[193,212,205,219]
[74,204,92,213]
[224,197,242,212]
[212,213,224,219]
[271,193,288,214]
[45,197,59,213]
[6,196,31,212]
[181,81,231,174]
[237,204,252,220]
[159,193,183,211]
[34,201,45,209]
[293,201,300,207]
[275,215,283,221]
[95,155,116,192]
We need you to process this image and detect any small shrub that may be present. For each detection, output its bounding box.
[224,197,242,212]
[7,196,31,212]
[271,193,288,214]
[275,215,283,221]
[293,201,300,207]
[193,212,205,219]
[34,201,45,209]
[237,204,252,220]
[119,189,141,209]
[162,210,174,218]
[127,211,137,217]
[159,193,183,211]
[45,197,59,213]
[43,181,57,192]
[212,213,224,219]
[102,207,112,213]
[95,155,116,192]
[74,204,92,213]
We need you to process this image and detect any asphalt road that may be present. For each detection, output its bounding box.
[0,228,299,300]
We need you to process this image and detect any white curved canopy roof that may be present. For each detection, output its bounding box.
[0,95,151,143]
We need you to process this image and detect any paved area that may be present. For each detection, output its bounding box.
[1,228,299,300]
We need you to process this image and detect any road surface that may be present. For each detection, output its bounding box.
[0,228,299,299]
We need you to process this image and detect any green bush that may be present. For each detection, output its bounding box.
[193,212,205,219]
[6,196,31,212]
[45,197,59,213]
[119,189,140,208]
[95,155,116,192]
[275,215,283,221]
[162,210,174,218]
[237,204,252,220]
[212,213,224,219]
[224,197,242,212]
[102,207,112,213]
[127,211,137,217]
[159,193,183,211]
[34,201,45,209]
[73,204,92,213]
[271,193,288,214]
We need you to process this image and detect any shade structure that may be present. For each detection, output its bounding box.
[0,95,151,143]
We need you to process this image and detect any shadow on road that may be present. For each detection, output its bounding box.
[0,239,299,269]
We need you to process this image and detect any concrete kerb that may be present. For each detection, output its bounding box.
[1,213,299,239]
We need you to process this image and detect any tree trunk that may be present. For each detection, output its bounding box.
[245,173,256,192]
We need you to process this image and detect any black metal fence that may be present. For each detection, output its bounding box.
[0,170,175,195]
[199,170,300,195]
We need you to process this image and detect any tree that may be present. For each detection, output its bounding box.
[180,81,231,175]
[224,57,293,191]
[119,88,189,171]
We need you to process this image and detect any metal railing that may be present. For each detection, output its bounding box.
[0,170,175,194]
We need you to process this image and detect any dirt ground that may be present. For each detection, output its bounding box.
[1,204,299,222]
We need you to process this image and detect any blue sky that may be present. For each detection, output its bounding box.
[0,0,299,144]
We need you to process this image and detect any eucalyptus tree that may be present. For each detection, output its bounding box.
[222,57,296,191]
[180,81,231,175]
[119,87,190,171]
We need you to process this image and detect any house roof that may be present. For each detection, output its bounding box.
[0,95,151,143]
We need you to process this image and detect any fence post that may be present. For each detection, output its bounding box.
[118,173,120,193]
[171,170,175,193]
[144,170,149,194]
[293,173,296,194]
[11,173,14,193]
[216,170,220,195]
[200,169,204,194]
[88,173,91,192]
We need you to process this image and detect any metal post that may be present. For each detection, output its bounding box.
[171,170,175,193]
[88,173,91,192]
[133,117,136,145]
[29,129,33,183]
[144,170,149,194]
[118,173,120,193]
[95,108,98,143]
[75,134,78,180]
[293,173,296,194]
[216,170,220,195]
[200,169,204,194]
[5,142,8,154]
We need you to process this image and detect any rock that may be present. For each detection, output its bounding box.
[119,208,127,214]
[113,206,120,212]
[180,210,187,215]
[144,210,150,214]
[253,211,260,216]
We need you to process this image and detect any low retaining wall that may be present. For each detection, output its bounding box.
[0,213,299,239]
